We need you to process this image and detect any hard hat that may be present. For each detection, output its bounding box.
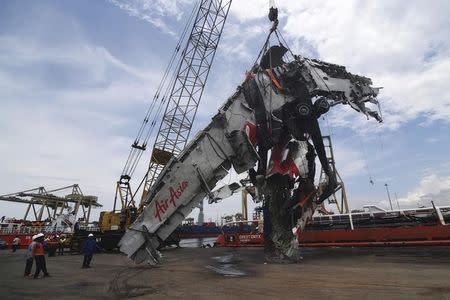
[36,233,45,238]
[88,233,94,237]
[32,234,38,240]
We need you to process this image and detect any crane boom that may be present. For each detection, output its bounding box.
[141,0,232,203]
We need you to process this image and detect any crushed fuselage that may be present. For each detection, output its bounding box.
[119,56,381,264]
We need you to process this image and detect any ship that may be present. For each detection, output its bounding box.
[215,205,450,247]
[0,213,78,249]
[175,219,221,238]
[175,220,258,239]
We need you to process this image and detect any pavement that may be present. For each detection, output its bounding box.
[1,246,450,299]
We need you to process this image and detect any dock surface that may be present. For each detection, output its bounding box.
[1,247,450,299]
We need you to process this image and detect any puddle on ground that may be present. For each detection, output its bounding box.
[206,264,246,277]
[212,253,242,264]
[206,252,247,277]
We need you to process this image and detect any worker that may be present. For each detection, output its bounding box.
[58,235,66,256]
[44,236,56,257]
[119,212,127,230]
[74,221,80,233]
[24,235,37,277]
[32,233,50,278]
[12,236,20,252]
[81,233,97,268]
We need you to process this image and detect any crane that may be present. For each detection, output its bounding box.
[141,0,233,204]
[105,0,233,232]
[0,184,101,224]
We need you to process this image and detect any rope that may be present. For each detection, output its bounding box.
[357,134,375,186]
[274,29,295,59]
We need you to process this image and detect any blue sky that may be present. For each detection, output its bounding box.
[1,0,449,222]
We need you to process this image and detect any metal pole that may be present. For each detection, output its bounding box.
[24,203,31,220]
[348,210,354,231]
[241,190,248,221]
[394,192,400,210]
[384,183,393,210]
[31,203,38,220]
[197,200,204,226]
[86,206,92,225]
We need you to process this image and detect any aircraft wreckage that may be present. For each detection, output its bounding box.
[119,35,382,265]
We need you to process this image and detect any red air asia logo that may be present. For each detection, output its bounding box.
[154,181,189,222]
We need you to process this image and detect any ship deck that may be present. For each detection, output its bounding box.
[1,246,450,299]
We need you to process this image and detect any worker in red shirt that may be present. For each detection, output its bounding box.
[32,233,50,279]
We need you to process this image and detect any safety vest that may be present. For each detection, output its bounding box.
[32,242,45,256]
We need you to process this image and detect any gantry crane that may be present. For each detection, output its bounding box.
[0,184,101,224]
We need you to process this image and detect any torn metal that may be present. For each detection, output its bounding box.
[119,55,381,264]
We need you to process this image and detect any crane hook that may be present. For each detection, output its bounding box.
[268,6,278,23]
[268,0,279,33]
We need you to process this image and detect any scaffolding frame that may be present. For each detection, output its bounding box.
[318,136,350,214]
[0,184,101,224]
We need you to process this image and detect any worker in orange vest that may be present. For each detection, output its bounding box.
[32,233,50,279]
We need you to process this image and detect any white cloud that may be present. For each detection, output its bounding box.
[228,0,267,22]
[107,0,191,36]
[425,137,440,144]
[379,174,450,209]
[0,35,158,83]
[219,23,266,62]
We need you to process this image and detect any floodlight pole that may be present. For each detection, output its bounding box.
[384,183,393,210]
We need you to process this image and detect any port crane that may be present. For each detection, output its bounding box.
[0,184,101,224]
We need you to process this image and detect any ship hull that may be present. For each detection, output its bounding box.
[299,224,450,247]
[0,233,35,249]
[216,223,450,248]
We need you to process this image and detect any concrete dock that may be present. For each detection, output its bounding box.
[1,247,450,299]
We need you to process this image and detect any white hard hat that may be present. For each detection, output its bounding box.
[36,233,44,238]
[32,234,38,240]
[88,233,94,237]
